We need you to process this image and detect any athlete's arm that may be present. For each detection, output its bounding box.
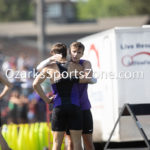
[33,67,53,104]
[68,61,96,84]
[36,58,51,71]
[0,73,12,99]
[83,60,93,78]
[36,54,62,71]
[79,61,97,84]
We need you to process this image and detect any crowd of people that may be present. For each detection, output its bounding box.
[0,53,47,125]
[0,42,96,150]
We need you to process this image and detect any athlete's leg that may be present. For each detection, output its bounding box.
[82,133,95,150]
[82,109,95,150]
[0,128,11,150]
[70,130,82,150]
[66,134,73,150]
[52,131,65,150]
[68,106,83,150]
[51,107,66,150]
[66,132,95,150]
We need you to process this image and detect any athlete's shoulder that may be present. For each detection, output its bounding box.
[44,62,57,69]
[82,60,91,66]
[41,63,57,73]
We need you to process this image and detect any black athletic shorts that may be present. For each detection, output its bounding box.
[51,104,82,131]
[66,109,93,135]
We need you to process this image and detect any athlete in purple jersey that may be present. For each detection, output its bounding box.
[78,60,91,110]
[66,42,95,150]
[36,42,96,150]
[33,43,93,150]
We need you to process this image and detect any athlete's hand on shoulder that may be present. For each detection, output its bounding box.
[50,54,62,63]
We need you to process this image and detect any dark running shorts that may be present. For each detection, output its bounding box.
[51,104,82,131]
[66,109,93,135]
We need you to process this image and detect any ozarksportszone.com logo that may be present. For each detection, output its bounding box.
[121,51,150,67]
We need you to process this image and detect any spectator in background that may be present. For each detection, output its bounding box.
[17,94,28,123]
[27,91,46,122]
[17,53,25,71]
[7,90,20,124]
[20,66,33,97]
[7,91,29,124]
[1,52,47,124]
[34,93,46,122]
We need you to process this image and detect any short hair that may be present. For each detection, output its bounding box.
[70,42,85,52]
[51,43,67,58]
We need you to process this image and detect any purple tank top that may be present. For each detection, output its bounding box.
[51,83,80,108]
[51,62,80,108]
[78,60,91,110]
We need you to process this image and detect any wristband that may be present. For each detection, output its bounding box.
[36,58,50,71]
[90,77,97,84]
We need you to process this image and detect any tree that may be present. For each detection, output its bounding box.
[77,0,150,20]
[0,0,34,21]
[129,0,150,15]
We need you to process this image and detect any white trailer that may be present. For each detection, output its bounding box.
[78,26,150,142]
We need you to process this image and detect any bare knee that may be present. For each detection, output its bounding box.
[82,134,95,150]
[53,137,62,145]
[52,131,64,150]
[66,135,73,150]
[70,130,82,150]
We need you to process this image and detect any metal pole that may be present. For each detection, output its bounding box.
[37,0,46,60]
